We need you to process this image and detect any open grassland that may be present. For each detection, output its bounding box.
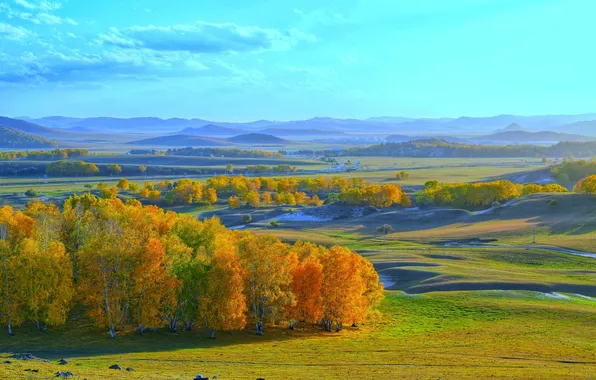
[0,290,594,379]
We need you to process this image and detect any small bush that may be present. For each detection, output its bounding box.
[240,214,252,224]
[270,220,279,227]
[325,193,340,204]
[25,188,37,197]
[549,199,558,206]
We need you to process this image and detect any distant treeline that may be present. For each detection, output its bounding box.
[293,140,596,158]
[130,148,283,158]
[0,149,89,161]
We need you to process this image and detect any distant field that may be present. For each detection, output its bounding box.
[0,156,551,201]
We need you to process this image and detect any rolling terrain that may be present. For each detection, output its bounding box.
[0,125,58,148]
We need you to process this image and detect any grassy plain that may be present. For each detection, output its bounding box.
[1,289,595,379]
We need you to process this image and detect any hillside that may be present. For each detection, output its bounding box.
[227,133,288,144]
[258,128,344,138]
[177,124,245,136]
[0,116,60,137]
[127,134,230,146]
[477,130,593,142]
[554,120,596,137]
[0,125,58,148]
[494,123,525,133]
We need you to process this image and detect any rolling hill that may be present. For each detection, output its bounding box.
[127,134,230,146]
[0,125,58,148]
[476,130,593,142]
[258,128,343,137]
[0,116,60,137]
[176,124,245,136]
[227,133,288,144]
[553,120,596,137]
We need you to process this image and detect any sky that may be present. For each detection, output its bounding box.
[0,0,595,121]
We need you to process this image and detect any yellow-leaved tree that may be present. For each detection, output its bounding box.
[238,233,296,335]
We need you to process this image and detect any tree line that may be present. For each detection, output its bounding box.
[0,195,383,338]
[416,180,569,209]
[0,148,89,161]
[162,147,284,158]
[105,175,411,209]
[294,139,596,159]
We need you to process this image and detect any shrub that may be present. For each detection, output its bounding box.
[325,193,340,204]
[240,214,252,224]
[549,199,559,206]
[25,188,37,197]
[270,220,279,227]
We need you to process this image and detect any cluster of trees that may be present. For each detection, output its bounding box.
[206,175,410,209]
[395,171,409,180]
[574,175,596,194]
[229,192,324,209]
[164,147,283,158]
[294,140,596,159]
[45,161,123,177]
[0,196,383,337]
[46,160,99,176]
[129,149,166,155]
[206,175,368,196]
[339,184,411,208]
[132,179,216,206]
[245,164,298,174]
[416,180,569,209]
[551,159,596,183]
[0,149,89,161]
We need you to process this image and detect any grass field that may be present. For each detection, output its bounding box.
[0,289,594,379]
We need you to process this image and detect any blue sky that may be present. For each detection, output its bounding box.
[0,0,594,121]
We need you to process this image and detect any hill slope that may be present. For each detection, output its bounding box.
[0,125,58,148]
[477,130,593,142]
[553,120,596,137]
[227,133,288,144]
[0,116,60,137]
[127,134,230,146]
[177,124,245,136]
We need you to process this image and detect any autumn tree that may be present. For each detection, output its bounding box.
[238,234,296,335]
[132,238,178,335]
[106,164,122,175]
[205,188,217,204]
[574,174,596,194]
[0,206,35,335]
[228,196,241,209]
[262,192,272,205]
[201,235,246,338]
[288,256,324,329]
[117,178,130,190]
[20,240,73,332]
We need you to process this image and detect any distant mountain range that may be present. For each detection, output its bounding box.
[128,133,289,147]
[21,113,596,136]
[128,134,229,146]
[176,124,245,136]
[475,130,595,143]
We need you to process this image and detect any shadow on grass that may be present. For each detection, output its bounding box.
[0,319,324,360]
